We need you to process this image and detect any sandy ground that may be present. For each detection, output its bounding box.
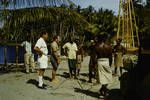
[0,56,121,100]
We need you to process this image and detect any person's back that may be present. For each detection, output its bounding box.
[114,44,126,54]
[95,42,112,61]
[94,33,113,98]
[21,41,32,53]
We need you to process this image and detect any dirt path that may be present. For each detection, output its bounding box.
[0,56,120,100]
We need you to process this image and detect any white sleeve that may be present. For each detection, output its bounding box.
[21,41,25,47]
[63,43,67,49]
[75,44,78,51]
[35,39,42,49]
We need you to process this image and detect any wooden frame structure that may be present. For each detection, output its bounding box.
[117,0,139,51]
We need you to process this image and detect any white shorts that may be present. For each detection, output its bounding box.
[37,55,48,69]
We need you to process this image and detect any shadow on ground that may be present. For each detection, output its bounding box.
[74,88,125,100]
[74,87,99,99]
[80,73,88,77]
[26,79,38,87]
[43,76,52,82]
[58,72,70,79]
[78,78,87,83]
[105,89,124,100]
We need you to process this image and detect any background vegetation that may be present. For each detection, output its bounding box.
[0,0,149,48]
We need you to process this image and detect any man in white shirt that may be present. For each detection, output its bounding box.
[63,38,78,79]
[34,31,48,89]
[21,35,35,73]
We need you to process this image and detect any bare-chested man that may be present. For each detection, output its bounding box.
[94,33,113,98]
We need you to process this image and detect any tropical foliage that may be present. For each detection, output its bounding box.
[0,0,80,42]
[1,0,147,45]
[0,1,117,43]
[2,7,88,43]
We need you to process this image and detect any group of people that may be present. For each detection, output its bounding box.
[21,31,58,89]
[21,31,84,89]
[21,30,126,98]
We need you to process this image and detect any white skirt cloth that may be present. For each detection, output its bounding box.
[97,58,112,85]
[37,55,48,69]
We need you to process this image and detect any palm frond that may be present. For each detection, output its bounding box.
[0,0,74,9]
[2,7,89,41]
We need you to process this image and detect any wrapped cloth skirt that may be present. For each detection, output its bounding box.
[97,58,112,85]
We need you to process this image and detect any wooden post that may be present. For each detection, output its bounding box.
[4,46,7,70]
[16,45,19,71]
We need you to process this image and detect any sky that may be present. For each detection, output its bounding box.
[72,0,119,14]
[72,0,146,15]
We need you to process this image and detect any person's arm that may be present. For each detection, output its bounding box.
[92,47,97,66]
[109,46,113,67]
[122,46,127,55]
[34,39,43,56]
[113,45,117,53]
[75,43,78,52]
[34,46,43,56]
[62,43,68,56]
[81,46,84,61]
[51,43,60,63]
[20,41,25,47]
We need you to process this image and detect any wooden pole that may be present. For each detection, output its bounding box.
[117,0,122,39]
[131,0,140,47]
[16,45,19,71]
[4,46,7,70]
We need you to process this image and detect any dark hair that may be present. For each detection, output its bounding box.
[116,38,122,43]
[26,34,31,42]
[68,37,74,44]
[97,32,108,42]
[23,31,31,42]
[53,36,58,40]
[40,30,47,37]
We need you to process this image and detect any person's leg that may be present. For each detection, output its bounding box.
[120,67,123,76]
[114,67,117,75]
[88,65,92,82]
[51,56,58,81]
[77,63,81,76]
[24,53,30,73]
[68,59,73,78]
[38,69,46,88]
[30,54,35,72]
[77,69,80,76]
[114,57,118,75]
[73,59,77,79]
[88,58,94,82]
[77,55,82,76]
[52,67,57,81]
[99,84,109,96]
[95,65,100,83]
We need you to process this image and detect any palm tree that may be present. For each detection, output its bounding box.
[0,0,74,9]
[2,7,88,42]
[81,7,117,40]
[0,0,89,42]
